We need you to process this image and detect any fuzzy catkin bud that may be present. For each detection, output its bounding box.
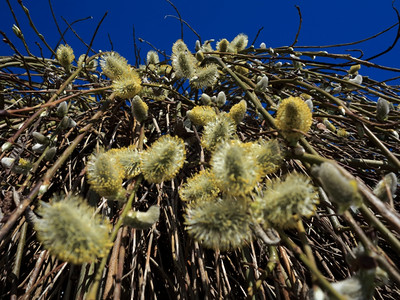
[201,114,236,151]
[131,95,148,123]
[376,97,390,121]
[255,75,269,92]
[44,147,57,161]
[305,99,313,111]
[179,169,220,203]
[251,173,318,229]
[77,55,98,71]
[195,50,204,62]
[32,143,47,154]
[172,39,190,54]
[171,40,196,79]
[200,93,212,106]
[216,39,229,52]
[56,44,75,72]
[12,24,23,39]
[349,74,363,85]
[172,51,196,79]
[252,139,283,176]
[34,195,112,264]
[1,157,15,169]
[146,50,160,65]
[195,40,201,52]
[33,132,49,145]
[230,33,248,52]
[56,101,68,117]
[373,173,397,202]
[1,142,13,153]
[312,162,362,213]
[124,206,160,229]
[214,91,226,107]
[106,147,141,179]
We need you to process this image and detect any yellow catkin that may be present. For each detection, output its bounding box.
[187,106,217,126]
[275,96,312,144]
[112,69,142,99]
[100,52,130,79]
[228,100,247,124]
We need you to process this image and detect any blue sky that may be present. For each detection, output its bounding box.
[1,0,400,82]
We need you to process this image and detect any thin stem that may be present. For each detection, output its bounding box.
[86,175,143,300]
[359,204,400,256]
[17,0,57,56]
[278,230,347,300]
[296,220,317,283]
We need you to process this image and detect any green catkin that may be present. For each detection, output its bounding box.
[107,147,142,179]
[211,140,261,196]
[201,114,236,151]
[251,173,318,229]
[34,195,112,264]
[228,100,247,124]
[312,162,362,213]
[190,64,219,89]
[141,135,186,183]
[87,150,126,201]
[185,197,253,250]
[124,206,160,229]
[112,69,142,99]
[252,139,283,176]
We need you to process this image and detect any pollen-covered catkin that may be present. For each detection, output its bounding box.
[179,169,220,203]
[186,106,217,126]
[275,96,312,145]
